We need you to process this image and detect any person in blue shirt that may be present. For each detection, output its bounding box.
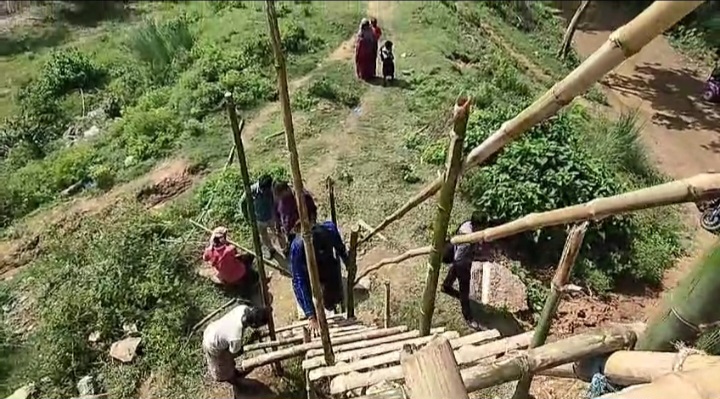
[289,220,349,335]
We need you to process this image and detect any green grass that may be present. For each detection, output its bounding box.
[0,1,689,397]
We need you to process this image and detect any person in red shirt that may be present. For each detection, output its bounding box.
[370,17,382,41]
[203,227,260,301]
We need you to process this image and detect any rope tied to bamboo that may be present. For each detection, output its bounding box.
[672,343,707,372]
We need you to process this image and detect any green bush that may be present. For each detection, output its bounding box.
[115,106,183,161]
[90,164,116,191]
[127,15,195,80]
[307,75,361,108]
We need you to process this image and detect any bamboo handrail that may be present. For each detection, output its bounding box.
[358,1,704,245]
[357,173,720,281]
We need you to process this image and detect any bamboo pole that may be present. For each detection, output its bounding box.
[636,239,720,351]
[420,96,472,336]
[358,1,704,245]
[558,0,591,59]
[264,0,334,366]
[401,337,470,399]
[240,326,409,371]
[346,226,359,319]
[224,92,279,372]
[512,222,589,399]
[359,173,720,278]
[244,324,372,352]
[346,326,637,397]
[384,281,391,329]
[305,328,446,358]
[272,313,349,336]
[329,330,529,394]
[597,365,720,399]
[303,327,316,399]
[326,177,337,226]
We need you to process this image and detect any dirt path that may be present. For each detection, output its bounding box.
[567,2,719,295]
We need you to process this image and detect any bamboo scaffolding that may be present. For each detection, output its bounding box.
[401,337,470,399]
[274,313,348,335]
[597,365,720,399]
[265,0,334,366]
[239,326,409,371]
[636,240,720,351]
[305,327,446,358]
[359,173,720,279]
[350,326,638,398]
[309,330,498,382]
[358,0,704,245]
[420,96,472,336]
[303,329,467,370]
[244,324,374,352]
[512,222,589,399]
[329,330,532,394]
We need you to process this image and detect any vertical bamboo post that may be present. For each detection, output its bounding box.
[346,225,360,319]
[326,177,338,226]
[419,96,472,336]
[558,0,591,59]
[401,337,470,399]
[384,281,391,329]
[224,92,280,373]
[264,0,334,365]
[512,222,589,399]
[303,327,317,399]
[636,240,720,351]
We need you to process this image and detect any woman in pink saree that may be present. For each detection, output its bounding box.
[355,18,377,81]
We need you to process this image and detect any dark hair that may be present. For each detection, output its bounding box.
[385,40,393,49]
[273,180,290,193]
[470,210,485,230]
[244,306,271,328]
[370,17,377,25]
[258,174,273,190]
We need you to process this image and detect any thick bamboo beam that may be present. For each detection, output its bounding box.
[358,1,704,245]
[309,330,499,381]
[303,329,472,370]
[401,337,470,399]
[597,366,720,399]
[420,96,472,336]
[359,173,720,278]
[512,222,588,399]
[329,330,528,394]
[636,240,720,351]
[224,93,279,371]
[240,326,408,371]
[265,0,334,366]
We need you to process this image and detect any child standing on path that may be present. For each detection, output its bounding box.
[380,40,395,86]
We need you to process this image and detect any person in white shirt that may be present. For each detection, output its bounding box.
[202,304,271,393]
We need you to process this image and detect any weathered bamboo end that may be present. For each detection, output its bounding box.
[358,0,703,245]
[401,337,470,399]
[265,0,334,366]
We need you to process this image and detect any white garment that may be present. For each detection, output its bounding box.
[202,304,249,355]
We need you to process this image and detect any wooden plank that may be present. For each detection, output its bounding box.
[401,337,469,399]
[239,326,409,371]
[309,330,500,381]
[305,327,446,358]
[329,330,530,394]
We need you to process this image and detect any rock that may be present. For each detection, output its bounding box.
[109,337,142,363]
[354,276,372,292]
[4,384,34,399]
[469,261,528,313]
[82,125,100,138]
[77,375,96,396]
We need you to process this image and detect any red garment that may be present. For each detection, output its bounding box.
[203,244,246,284]
[355,36,376,80]
[372,26,382,41]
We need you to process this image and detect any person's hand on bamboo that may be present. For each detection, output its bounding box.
[308,316,320,337]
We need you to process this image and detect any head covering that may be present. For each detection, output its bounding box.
[210,227,228,245]
[358,18,371,38]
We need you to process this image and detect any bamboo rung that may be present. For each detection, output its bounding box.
[247,324,374,351]
[309,329,500,382]
[305,327,445,358]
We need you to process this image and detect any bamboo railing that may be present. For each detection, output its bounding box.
[359,1,704,245]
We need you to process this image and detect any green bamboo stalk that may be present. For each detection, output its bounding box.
[419,96,472,336]
[636,239,720,351]
[512,222,588,399]
[264,0,334,365]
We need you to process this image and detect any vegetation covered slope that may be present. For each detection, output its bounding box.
[0,1,693,398]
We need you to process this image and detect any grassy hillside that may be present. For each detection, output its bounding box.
[0,1,688,398]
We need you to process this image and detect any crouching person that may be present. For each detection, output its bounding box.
[202,304,271,397]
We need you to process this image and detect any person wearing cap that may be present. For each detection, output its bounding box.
[203,227,260,301]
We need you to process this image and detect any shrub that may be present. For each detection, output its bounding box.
[34,48,108,98]
[115,106,183,161]
[307,75,361,108]
[90,164,116,191]
[127,16,195,80]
